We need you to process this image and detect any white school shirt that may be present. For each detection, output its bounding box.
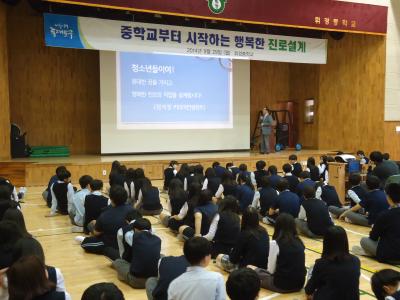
[124,181,135,201]
[250,191,261,209]
[168,266,226,300]
[347,186,362,204]
[202,179,224,197]
[71,188,90,226]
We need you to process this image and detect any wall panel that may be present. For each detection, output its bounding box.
[384,122,400,160]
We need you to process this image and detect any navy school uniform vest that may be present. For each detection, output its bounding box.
[222,183,238,197]
[236,184,255,212]
[321,185,342,208]
[254,170,268,188]
[169,190,187,216]
[292,162,303,177]
[259,187,278,216]
[142,187,162,211]
[302,198,334,236]
[122,223,135,262]
[52,182,69,215]
[284,175,300,193]
[214,165,226,178]
[349,185,367,207]
[214,211,240,246]
[309,166,320,182]
[84,194,109,232]
[207,176,222,195]
[275,191,300,218]
[130,231,161,278]
[195,203,218,235]
[164,168,175,189]
[268,174,282,190]
[362,190,389,225]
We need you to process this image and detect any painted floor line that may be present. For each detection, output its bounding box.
[259,292,280,300]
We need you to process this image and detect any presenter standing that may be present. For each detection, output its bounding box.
[260,107,273,154]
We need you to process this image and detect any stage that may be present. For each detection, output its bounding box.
[0,149,338,186]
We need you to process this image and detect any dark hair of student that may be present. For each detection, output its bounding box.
[371,269,400,300]
[3,208,31,238]
[0,184,12,200]
[383,153,390,160]
[132,218,152,231]
[238,173,254,191]
[348,173,362,186]
[111,160,121,173]
[356,150,365,156]
[205,167,216,178]
[239,164,248,172]
[125,168,136,181]
[260,176,271,188]
[303,185,316,199]
[57,169,71,181]
[0,220,24,253]
[299,171,311,179]
[221,170,236,185]
[81,282,125,300]
[212,161,220,168]
[226,268,261,300]
[370,151,383,163]
[125,209,142,223]
[282,163,292,174]
[320,155,328,165]
[79,175,93,189]
[169,160,178,167]
[276,179,289,192]
[135,168,145,180]
[326,156,335,163]
[268,165,278,175]
[55,166,67,176]
[177,163,190,178]
[226,162,234,169]
[322,226,350,261]
[7,255,56,300]
[188,182,202,201]
[109,185,128,206]
[289,154,298,161]
[241,206,266,239]
[183,237,211,265]
[12,237,45,265]
[307,157,316,167]
[366,175,380,190]
[273,213,303,246]
[168,178,184,197]
[140,178,153,193]
[194,164,204,175]
[197,189,213,206]
[385,183,400,203]
[219,196,239,215]
[256,160,266,171]
[90,179,103,191]
[119,165,127,175]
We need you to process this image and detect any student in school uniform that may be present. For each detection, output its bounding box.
[84,179,109,234]
[315,181,342,208]
[357,150,369,165]
[220,170,238,198]
[352,183,400,263]
[237,164,256,187]
[226,269,261,300]
[0,177,21,203]
[202,168,223,197]
[212,162,226,179]
[77,186,134,256]
[296,185,334,238]
[216,206,269,272]
[369,151,399,186]
[168,237,226,300]
[81,283,125,300]
[211,196,241,258]
[145,254,190,300]
[113,218,161,289]
[264,179,300,225]
[135,178,163,216]
[0,186,18,220]
[289,154,303,178]
[124,168,136,204]
[296,171,317,199]
[236,173,260,213]
[371,269,400,300]
[258,176,279,217]
[48,169,74,217]
[307,157,320,182]
[249,213,306,293]
[160,179,188,229]
[318,155,332,183]
[42,166,66,208]
[305,226,360,300]
[253,160,268,189]
[176,163,190,191]
[338,175,389,227]
[117,209,143,261]
[282,163,299,193]
[163,161,178,191]
[267,166,282,190]
[178,189,218,241]
[134,168,146,202]
[69,175,92,228]
[109,163,126,188]
[226,162,240,179]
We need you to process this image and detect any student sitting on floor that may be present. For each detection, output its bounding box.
[81,283,125,300]
[135,178,163,216]
[133,168,146,202]
[258,176,278,218]
[163,161,178,191]
[226,268,261,300]
[48,169,74,217]
[113,218,161,289]
[178,189,218,241]
[84,179,109,234]
[117,210,143,261]
[248,213,306,293]
[226,162,240,179]
[264,179,300,225]
[220,170,238,198]
[202,168,223,197]
[124,168,136,204]
[168,237,226,300]
[212,161,227,179]
[109,162,126,188]
[318,155,330,183]
[211,196,241,259]
[352,183,400,263]
[296,171,317,199]
[371,269,400,300]
[176,163,190,191]
[289,154,303,177]
[237,164,256,187]
[76,186,134,258]
[253,160,268,189]
[3,208,31,238]
[0,186,18,221]
[305,226,360,300]
[267,165,282,190]
[307,157,320,182]
[216,206,269,272]
[69,175,92,228]
[369,151,399,186]
[145,254,190,300]
[282,163,299,193]
[0,221,23,269]
[160,179,187,228]
[315,181,342,208]
[0,177,24,203]
[296,185,334,238]
[236,173,260,213]
[337,175,389,227]
[187,164,204,186]
[42,166,66,208]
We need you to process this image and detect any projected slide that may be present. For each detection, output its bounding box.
[117,52,232,129]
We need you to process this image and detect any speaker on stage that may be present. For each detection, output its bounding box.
[10,123,29,158]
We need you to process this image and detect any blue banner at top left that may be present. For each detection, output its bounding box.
[44,13,85,49]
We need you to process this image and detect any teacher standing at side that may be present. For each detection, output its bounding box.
[260,107,273,154]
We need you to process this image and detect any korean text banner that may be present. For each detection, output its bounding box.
[43,0,388,35]
[44,13,328,64]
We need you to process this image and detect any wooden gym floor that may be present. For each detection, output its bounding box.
[22,182,398,300]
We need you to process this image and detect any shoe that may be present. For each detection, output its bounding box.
[352,245,368,256]
[45,212,58,217]
[74,236,85,244]
[71,226,84,233]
